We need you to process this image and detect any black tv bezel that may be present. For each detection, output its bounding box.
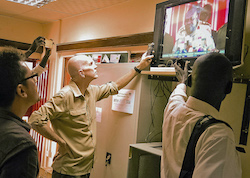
[151,0,247,67]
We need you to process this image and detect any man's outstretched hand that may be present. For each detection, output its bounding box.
[174,60,190,85]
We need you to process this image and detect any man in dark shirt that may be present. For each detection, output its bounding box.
[0,37,50,178]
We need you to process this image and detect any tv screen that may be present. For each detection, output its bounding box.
[152,0,246,68]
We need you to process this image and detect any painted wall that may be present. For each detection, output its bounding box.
[57,0,163,43]
[42,0,250,177]
[0,15,43,43]
[2,0,250,177]
[0,15,44,60]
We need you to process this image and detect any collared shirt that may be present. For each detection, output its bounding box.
[29,80,118,176]
[0,108,39,178]
[161,83,241,178]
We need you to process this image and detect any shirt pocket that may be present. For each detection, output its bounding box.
[69,108,86,116]
[69,108,89,127]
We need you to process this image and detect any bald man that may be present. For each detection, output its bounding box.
[161,53,241,178]
[29,52,153,178]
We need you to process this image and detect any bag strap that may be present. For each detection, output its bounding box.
[179,115,231,178]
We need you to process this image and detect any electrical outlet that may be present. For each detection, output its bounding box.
[105,152,111,166]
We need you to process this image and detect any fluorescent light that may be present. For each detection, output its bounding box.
[6,0,56,8]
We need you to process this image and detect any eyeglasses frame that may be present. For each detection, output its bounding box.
[19,73,38,84]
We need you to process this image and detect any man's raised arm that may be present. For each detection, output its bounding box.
[115,52,153,90]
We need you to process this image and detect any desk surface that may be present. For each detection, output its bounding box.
[130,142,162,156]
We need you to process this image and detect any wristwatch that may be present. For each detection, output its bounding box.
[134,66,141,73]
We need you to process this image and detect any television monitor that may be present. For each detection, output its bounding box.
[151,0,247,69]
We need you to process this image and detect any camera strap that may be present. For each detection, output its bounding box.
[179,115,233,178]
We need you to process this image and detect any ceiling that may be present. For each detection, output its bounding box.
[0,0,129,24]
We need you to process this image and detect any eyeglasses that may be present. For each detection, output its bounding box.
[19,73,38,84]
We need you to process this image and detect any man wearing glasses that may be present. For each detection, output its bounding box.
[0,37,50,178]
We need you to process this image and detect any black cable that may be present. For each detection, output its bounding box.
[145,80,172,142]
[244,44,249,62]
[149,132,162,142]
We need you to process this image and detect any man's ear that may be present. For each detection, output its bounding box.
[225,81,232,94]
[78,70,85,78]
[16,84,28,98]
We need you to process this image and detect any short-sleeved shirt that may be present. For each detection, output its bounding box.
[161,83,242,178]
[29,80,118,176]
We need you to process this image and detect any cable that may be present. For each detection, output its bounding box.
[244,44,249,62]
[149,132,162,142]
[145,80,172,142]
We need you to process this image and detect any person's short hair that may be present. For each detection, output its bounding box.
[0,47,27,107]
[192,52,232,88]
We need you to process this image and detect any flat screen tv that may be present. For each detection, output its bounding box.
[151,0,247,68]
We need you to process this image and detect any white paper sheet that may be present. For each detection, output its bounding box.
[112,89,135,114]
[96,107,102,122]
[110,54,121,63]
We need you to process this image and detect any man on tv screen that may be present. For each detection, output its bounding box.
[172,4,216,54]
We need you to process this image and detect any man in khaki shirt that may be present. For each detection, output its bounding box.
[29,52,153,177]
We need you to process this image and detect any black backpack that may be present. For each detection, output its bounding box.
[179,115,244,178]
